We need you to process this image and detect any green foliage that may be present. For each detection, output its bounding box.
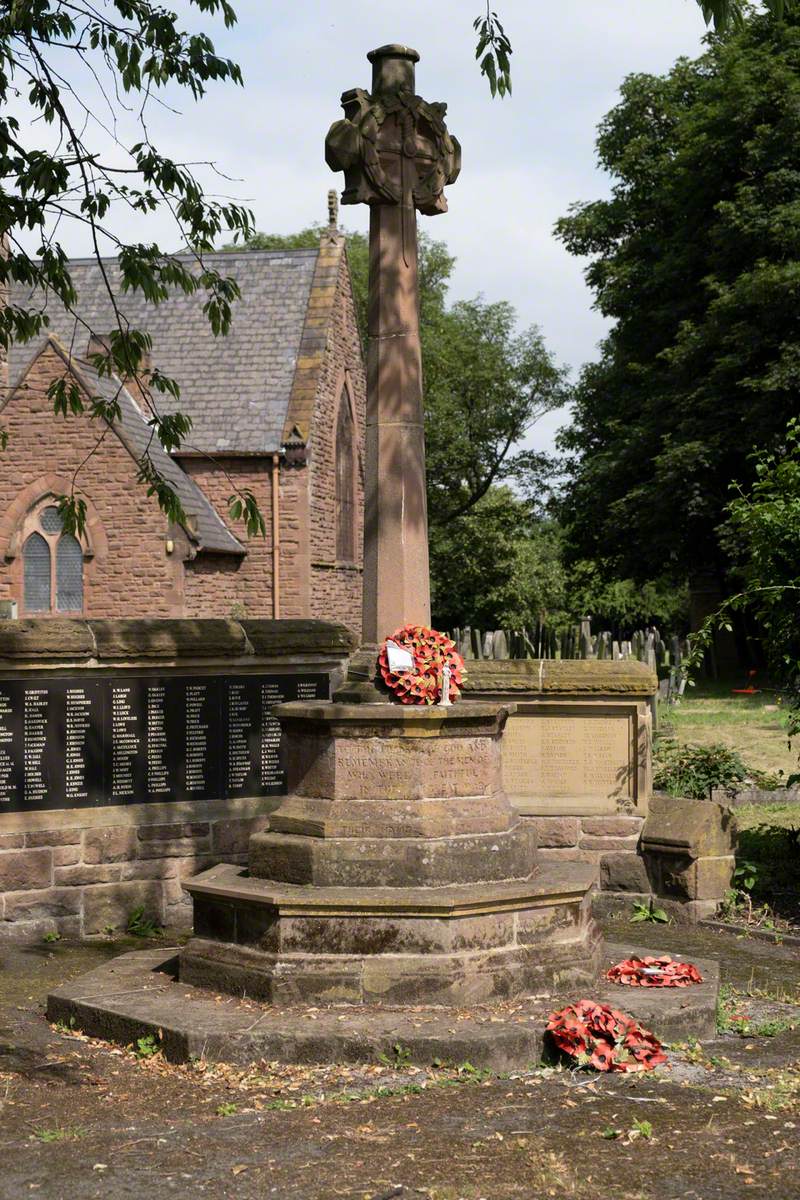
[133,1033,161,1059]
[653,738,749,799]
[556,11,800,590]
[33,1126,85,1143]
[473,7,512,98]
[52,1015,77,1034]
[564,561,689,632]
[42,931,61,943]
[126,905,162,939]
[431,490,565,630]
[378,1042,413,1069]
[216,1102,238,1116]
[723,419,800,717]
[700,0,799,27]
[424,300,567,529]
[736,821,800,903]
[630,900,669,924]
[733,859,760,892]
[0,0,261,536]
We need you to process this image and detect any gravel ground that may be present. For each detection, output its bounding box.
[1,921,799,1200]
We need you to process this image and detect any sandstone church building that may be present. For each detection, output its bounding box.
[0,221,365,636]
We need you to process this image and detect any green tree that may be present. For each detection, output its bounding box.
[563,560,689,633]
[698,0,798,27]
[430,487,565,630]
[1,0,262,535]
[556,10,800,593]
[423,298,566,529]
[723,419,800,688]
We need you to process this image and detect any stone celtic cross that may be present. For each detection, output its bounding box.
[326,46,460,650]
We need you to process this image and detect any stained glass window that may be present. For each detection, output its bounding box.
[56,534,83,611]
[20,502,84,615]
[40,505,63,534]
[23,533,51,612]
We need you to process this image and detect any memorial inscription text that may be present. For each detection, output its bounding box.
[0,672,327,813]
[502,710,633,802]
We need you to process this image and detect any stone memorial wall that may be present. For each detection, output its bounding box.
[463,659,656,877]
[0,672,327,813]
[0,618,355,940]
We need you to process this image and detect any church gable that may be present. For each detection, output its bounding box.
[0,338,247,619]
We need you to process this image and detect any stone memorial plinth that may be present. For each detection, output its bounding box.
[180,700,602,1005]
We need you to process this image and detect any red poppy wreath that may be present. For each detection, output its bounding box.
[378,625,466,705]
[606,955,703,988]
[546,999,667,1073]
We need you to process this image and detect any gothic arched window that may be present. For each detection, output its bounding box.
[21,504,84,614]
[335,389,356,562]
[23,532,51,612]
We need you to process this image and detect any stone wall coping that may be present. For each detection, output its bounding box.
[0,617,357,666]
[0,794,274,833]
[462,659,657,696]
[272,699,515,737]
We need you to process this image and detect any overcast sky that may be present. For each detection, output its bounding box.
[32,0,713,451]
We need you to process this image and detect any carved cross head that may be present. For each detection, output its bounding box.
[325,44,461,216]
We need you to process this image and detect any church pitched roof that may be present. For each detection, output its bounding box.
[5,337,245,557]
[9,248,321,455]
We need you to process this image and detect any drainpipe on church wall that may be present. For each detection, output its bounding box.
[271,453,281,619]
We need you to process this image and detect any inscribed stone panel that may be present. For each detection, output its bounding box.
[502,707,635,813]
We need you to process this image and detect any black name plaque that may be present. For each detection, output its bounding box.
[0,672,328,813]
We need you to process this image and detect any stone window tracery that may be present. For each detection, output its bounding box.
[21,502,84,614]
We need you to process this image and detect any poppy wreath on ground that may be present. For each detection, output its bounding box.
[606,955,703,988]
[378,625,466,705]
[546,1000,667,1073]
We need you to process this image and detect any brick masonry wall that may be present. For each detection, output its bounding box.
[0,344,189,617]
[0,617,355,941]
[180,457,275,618]
[530,814,645,880]
[181,238,366,635]
[0,807,270,940]
[0,239,366,632]
[307,247,365,639]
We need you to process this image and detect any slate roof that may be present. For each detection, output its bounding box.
[6,337,244,556]
[9,249,320,455]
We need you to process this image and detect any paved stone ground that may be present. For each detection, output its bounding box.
[1,919,799,1200]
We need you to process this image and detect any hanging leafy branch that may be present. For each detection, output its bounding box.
[700,0,799,28]
[0,0,257,537]
[473,6,512,98]
[470,3,800,102]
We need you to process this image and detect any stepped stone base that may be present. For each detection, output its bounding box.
[46,942,720,1069]
[179,861,603,1006]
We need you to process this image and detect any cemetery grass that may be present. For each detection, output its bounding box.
[659,680,796,779]
[2,928,800,1199]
